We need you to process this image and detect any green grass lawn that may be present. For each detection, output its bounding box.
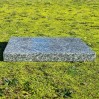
[0,0,99,98]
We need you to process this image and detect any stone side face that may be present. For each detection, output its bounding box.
[3,37,96,62]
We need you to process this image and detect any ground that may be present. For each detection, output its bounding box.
[0,0,99,99]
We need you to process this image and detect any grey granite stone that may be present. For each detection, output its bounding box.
[3,37,96,62]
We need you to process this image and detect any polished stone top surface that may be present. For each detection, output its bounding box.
[4,37,95,54]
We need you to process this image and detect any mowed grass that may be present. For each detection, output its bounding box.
[0,0,99,98]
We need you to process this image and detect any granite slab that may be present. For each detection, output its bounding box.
[3,37,96,62]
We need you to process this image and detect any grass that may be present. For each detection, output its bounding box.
[0,0,99,98]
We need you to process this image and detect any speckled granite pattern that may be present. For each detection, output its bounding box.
[3,37,96,62]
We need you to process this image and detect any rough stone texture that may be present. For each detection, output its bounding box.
[3,37,96,62]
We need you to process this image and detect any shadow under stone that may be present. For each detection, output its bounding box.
[0,42,8,61]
